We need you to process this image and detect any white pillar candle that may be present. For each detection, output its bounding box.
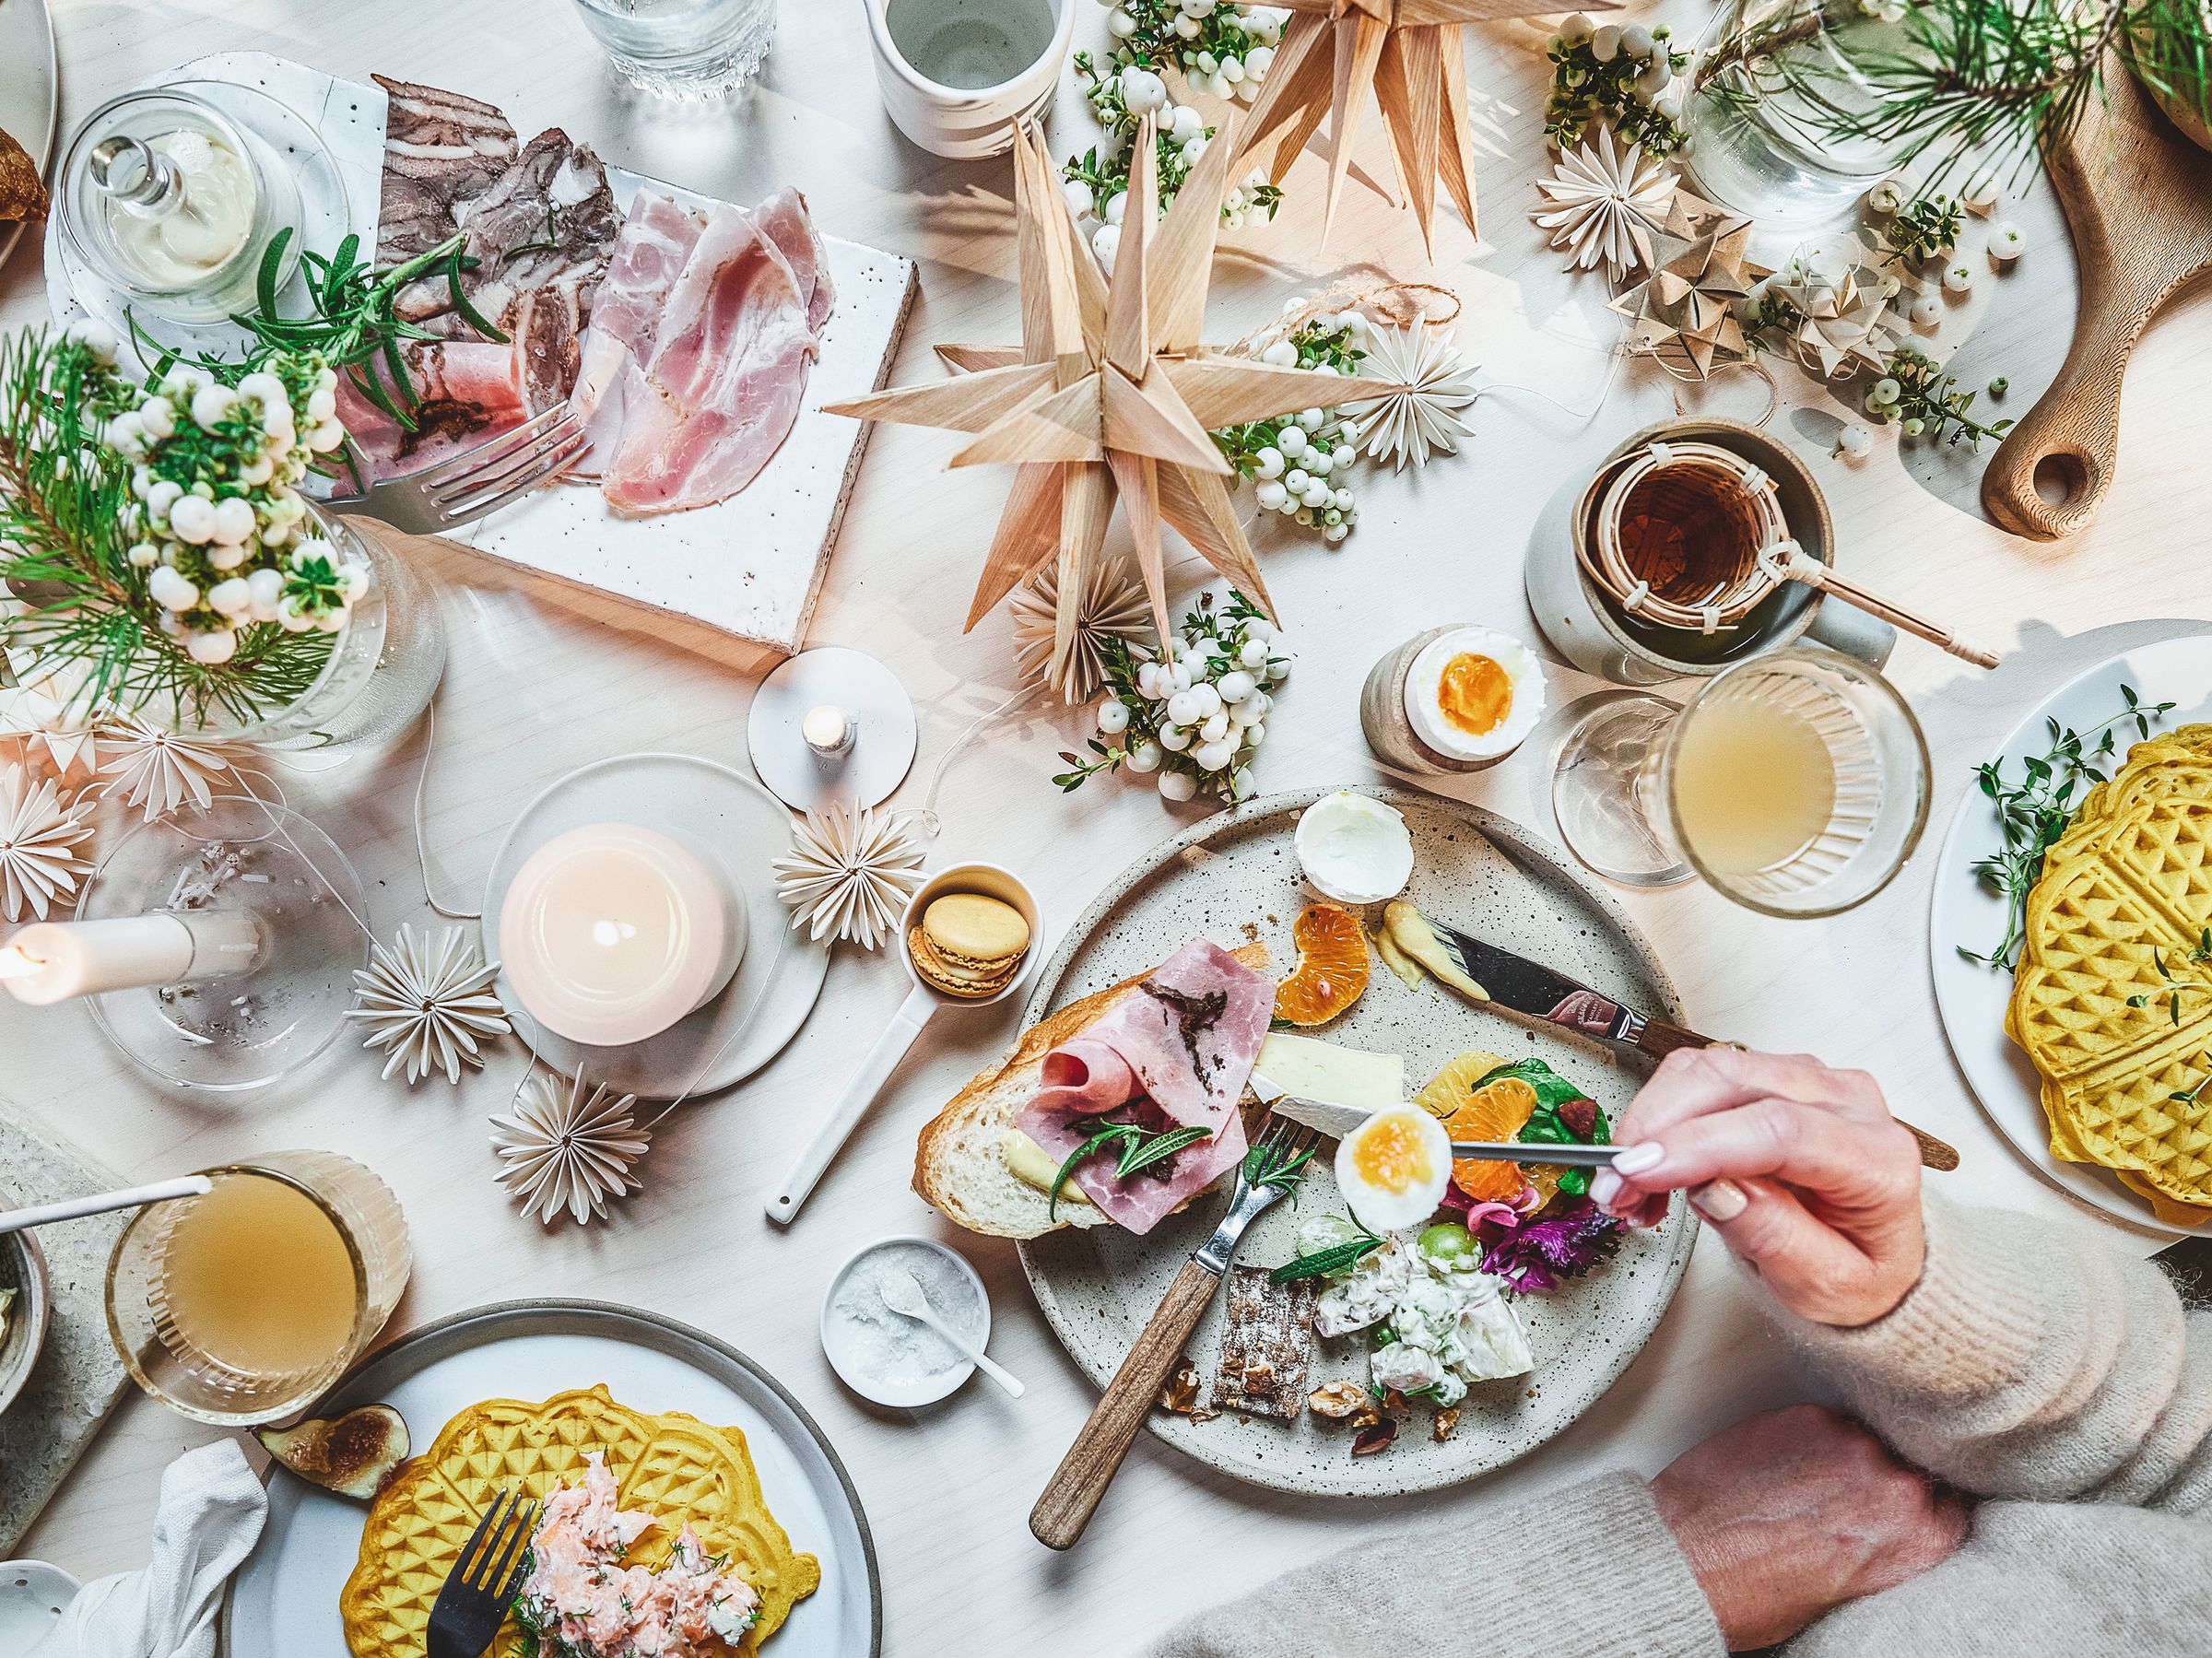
[802,704,853,757]
[498,823,745,1048]
[0,911,266,1006]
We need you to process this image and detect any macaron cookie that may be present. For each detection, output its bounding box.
[909,893,1031,999]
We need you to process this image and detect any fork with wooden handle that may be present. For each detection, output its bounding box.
[1030,1119,1317,1551]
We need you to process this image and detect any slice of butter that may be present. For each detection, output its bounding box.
[1003,1129,1095,1207]
[1252,1033,1406,1111]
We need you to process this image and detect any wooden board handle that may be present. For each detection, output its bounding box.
[1637,1023,1960,1170]
[1030,1256,1220,1550]
[1983,55,2212,540]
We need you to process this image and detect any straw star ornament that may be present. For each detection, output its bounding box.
[825,115,1406,665]
[1236,0,1618,255]
[1606,196,1757,381]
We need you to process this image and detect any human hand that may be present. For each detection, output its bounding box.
[1592,1049,1925,1327]
[1652,1405,1971,1652]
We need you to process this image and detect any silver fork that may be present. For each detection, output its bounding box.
[324,406,588,535]
[425,1487,540,1658]
[1030,1117,1317,1549]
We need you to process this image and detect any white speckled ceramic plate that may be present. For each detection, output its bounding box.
[1018,786,1697,1498]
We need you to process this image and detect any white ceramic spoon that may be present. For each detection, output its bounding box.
[877,1265,1024,1399]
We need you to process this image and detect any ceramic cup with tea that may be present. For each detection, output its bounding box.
[1524,417,1895,688]
[863,0,1077,158]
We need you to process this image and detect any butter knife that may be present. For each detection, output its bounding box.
[1388,923,1960,1172]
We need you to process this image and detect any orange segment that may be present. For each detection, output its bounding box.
[1273,904,1371,1027]
[1415,1064,1539,1203]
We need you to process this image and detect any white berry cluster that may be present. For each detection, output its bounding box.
[1096,0,1288,101]
[1216,305,1367,544]
[72,324,369,665]
[1054,592,1290,805]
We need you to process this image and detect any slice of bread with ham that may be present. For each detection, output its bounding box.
[913,942,1270,1240]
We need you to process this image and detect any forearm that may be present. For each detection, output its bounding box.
[1145,1471,1722,1658]
[1780,1194,2212,1511]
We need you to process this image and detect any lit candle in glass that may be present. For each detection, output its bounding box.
[498,823,746,1048]
[802,704,853,758]
[0,912,265,1007]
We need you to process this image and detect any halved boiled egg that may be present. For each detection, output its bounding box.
[1335,1106,1453,1235]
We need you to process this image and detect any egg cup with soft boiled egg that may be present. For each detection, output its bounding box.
[1406,627,1545,769]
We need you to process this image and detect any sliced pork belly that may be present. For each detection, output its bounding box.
[602,206,818,516]
[333,341,527,485]
[371,76,517,261]
[748,185,835,333]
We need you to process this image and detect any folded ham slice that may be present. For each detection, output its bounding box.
[749,185,835,334]
[332,341,528,486]
[601,205,819,516]
[1014,939,1276,1236]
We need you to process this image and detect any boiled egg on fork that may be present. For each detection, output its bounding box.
[1335,1105,1453,1234]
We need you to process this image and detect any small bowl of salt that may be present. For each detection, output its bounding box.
[821,1235,993,1408]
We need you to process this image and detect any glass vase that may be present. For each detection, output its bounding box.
[1681,0,1922,229]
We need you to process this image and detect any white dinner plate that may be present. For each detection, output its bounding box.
[1929,632,2212,1237]
[0,0,57,275]
[483,753,831,1100]
[222,1300,880,1658]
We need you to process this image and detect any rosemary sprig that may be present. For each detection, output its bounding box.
[1046,1120,1215,1220]
[1960,686,2175,969]
[1271,1229,1383,1284]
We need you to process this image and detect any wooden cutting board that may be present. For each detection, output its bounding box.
[1982,55,2212,540]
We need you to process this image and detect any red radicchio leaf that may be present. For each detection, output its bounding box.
[1478,1200,1624,1293]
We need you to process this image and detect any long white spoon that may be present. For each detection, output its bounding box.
[0,1176,213,1237]
[877,1265,1025,1400]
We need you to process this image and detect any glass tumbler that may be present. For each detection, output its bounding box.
[1552,647,1931,914]
[570,0,780,99]
[106,1149,410,1425]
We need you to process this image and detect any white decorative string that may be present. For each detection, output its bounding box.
[913,683,1040,841]
[412,697,480,921]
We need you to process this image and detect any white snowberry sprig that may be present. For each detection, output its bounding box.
[1053,590,1290,805]
[100,345,367,665]
[1213,306,1367,545]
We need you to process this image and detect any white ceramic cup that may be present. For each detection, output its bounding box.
[862,0,1077,159]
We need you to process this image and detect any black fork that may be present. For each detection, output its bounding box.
[425,1487,540,1658]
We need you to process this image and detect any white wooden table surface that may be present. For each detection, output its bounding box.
[6,0,2210,1650]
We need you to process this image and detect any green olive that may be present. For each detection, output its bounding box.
[1418,1222,1477,1267]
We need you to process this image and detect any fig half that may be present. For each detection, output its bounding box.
[256,1403,410,1499]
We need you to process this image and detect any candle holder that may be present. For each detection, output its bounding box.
[747,647,917,813]
[75,796,370,1093]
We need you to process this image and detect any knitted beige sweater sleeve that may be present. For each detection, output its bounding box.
[1781,1192,2212,1512]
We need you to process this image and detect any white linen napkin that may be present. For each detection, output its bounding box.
[32,1440,267,1658]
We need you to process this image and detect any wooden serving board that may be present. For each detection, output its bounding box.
[1982,55,2212,540]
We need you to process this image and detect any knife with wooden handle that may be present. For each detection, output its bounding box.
[1425,921,1961,1173]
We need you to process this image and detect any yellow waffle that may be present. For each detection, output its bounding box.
[341,1385,821,1658]
[2007,734,2212,1223]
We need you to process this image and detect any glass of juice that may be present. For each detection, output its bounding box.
[1552,647,1929,915]
[105,1150,410,1424]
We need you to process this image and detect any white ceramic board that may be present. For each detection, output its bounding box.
[0,0,57,275]
[1929,632,2212,1237]
[221,1301,879,1658]
[41,52,920,654]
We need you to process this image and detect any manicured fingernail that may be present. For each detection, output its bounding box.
[1610,1141,1665,1175]
[1689,1178,1747,1221]
[1590,1169,1622,1210]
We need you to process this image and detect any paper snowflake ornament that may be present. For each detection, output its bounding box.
[346,923,512,1086]
[1344,318,1477,470]
[0,762,93,922]
[0,657,101,777]
[826,116,1405,656]
[99,718,232,822]
[1236,0,1611,255]
[1607,195,1758,381]
[1762,235,1901,380]
[490,1068,653,1226]
[1010,559,1154,701]
[1533,128,1677,281]
[772,804,928,950]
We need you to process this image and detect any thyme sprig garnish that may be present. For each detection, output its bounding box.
[2126,931,2212,1025]
[1961,685,2174,969]
[1046,1120,1216,1221]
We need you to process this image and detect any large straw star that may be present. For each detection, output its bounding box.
[823,113,1404,678]
[1239,0,1618,256]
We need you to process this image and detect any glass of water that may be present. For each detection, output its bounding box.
[571,0,779,100]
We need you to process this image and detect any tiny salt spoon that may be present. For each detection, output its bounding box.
[877,1265,1024,1400]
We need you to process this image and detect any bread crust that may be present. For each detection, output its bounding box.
[912,942,1269,1239]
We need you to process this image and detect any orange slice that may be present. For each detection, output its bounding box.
[1272,904,1371,1027]
[1416,1064,1540,1203]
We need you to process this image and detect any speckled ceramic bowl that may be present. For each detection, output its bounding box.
[0,1205,52,1418]
[1018,786,1698,1498]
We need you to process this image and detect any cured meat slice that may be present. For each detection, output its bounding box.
[332,341,527,485]
[1013,938,1275,1235]
[371,76,516,260]
[591,194,707,356]
[1031,1040,1140,1116]
[748,185,835,334]
[601,206,819,516]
